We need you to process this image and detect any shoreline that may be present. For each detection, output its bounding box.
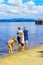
[0,44,43,57]
[0,45,43,65]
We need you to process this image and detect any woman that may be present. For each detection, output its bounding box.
[17,27,23,51]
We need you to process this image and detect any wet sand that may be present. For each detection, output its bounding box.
[0,45,43,65]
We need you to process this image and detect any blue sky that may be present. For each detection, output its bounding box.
[0,0,43,19]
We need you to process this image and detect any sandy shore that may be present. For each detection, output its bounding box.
[0,45,43,65]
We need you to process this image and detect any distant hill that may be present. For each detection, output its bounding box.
[0,18,36,22]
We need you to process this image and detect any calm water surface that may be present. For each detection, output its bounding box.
[0,22,43,56]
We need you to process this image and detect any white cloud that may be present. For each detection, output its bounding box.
[26,1,35,5]
[0,0,4,3]
[8,0,22,6]
[10,9,18,13]
[0,0,43,19]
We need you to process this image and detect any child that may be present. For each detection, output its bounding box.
[7,38,18,54]
[23,26,29,49]
[20,32,24,51]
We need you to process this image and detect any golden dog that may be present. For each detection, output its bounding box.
[7,38,18,54]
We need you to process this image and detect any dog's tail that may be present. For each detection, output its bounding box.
[6,42,10,48]
[6,42,8,46]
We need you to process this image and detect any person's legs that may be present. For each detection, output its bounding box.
[25,40,28,49]
[21,46,24,51]
[21,44,24,51]
[17,36,22,51]
[18,44,22,51]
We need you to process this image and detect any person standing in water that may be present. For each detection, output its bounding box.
[17,27,23,51]
[20,32,25,51]
[23,26,29,49]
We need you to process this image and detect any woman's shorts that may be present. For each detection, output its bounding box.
[17,36,20,44]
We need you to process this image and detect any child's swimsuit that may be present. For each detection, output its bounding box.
[23,30,28,41]
[20,37,24,46]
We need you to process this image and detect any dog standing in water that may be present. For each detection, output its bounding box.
[7,38,18,54]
